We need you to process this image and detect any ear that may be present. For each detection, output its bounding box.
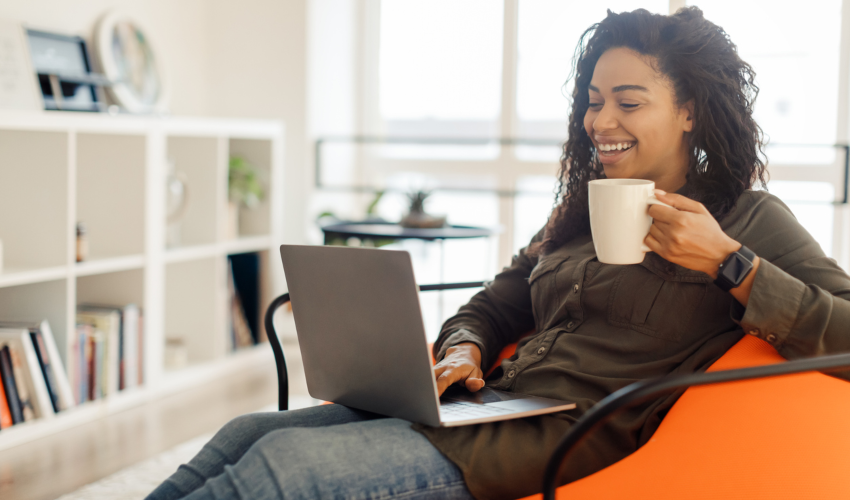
[680,100,695,133]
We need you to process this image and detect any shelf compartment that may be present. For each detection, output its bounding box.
[228,138,272,239]
[74,254,145,277]
[0,279,68,366]
[164,243,220,264]
[77,268,145,309]
[0,130,68,269]
[165,257,226,368]
[76,133,147,261]
[167,136,220,249]
[0,265,68,289]
[223,235,271,255]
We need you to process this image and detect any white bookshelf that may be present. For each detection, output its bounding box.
[0,110,285,450]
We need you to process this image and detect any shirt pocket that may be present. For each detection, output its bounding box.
[607,254,710,342]
[528,256,569,328]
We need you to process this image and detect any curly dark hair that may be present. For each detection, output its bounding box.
[531,6,768,256]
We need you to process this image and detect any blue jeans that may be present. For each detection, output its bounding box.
[146,404,474,500]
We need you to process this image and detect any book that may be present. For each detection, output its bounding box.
[0,354,12,428]
[36,320,75,410]
[77,306,122,398]
[6,342,35,421]
[0,323,66,417]
[0,345,24,424]
[29,329,60,413]
[122,304,140,390]
[229,253,260,343]
[228,261,254,350]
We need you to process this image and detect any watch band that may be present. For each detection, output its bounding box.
[714,245,756,292]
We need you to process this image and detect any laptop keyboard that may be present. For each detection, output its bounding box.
[440,401,514,418]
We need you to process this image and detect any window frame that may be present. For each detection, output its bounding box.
[357,0,850,271]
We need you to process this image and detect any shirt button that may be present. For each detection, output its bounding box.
[506,369,516,378]
[748,328,760,336]
[567,321,575,329]
[766,334,777,343]
[573,283,580,293]
[537,347,546,355]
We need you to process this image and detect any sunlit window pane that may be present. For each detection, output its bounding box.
[514,175,559,253]
[690,0,842,164]
[766,181,835,257]
[516,0,668,127]
[379,0,504,121]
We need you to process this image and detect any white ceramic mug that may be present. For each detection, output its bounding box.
[588,179,672,264]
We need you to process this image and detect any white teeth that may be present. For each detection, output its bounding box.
[597,142,634,152]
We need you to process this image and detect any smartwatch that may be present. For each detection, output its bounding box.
[714,245,756,292]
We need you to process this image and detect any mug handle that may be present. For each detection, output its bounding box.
[640,196,674,252]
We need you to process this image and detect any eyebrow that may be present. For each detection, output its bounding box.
[588,84,650,93]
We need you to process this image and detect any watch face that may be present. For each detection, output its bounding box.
[722,253,754,286]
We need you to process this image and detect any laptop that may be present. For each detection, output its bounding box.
[279,245,576,427]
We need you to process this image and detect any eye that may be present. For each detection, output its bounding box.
[588,102,603,109]
[620,103,639,109]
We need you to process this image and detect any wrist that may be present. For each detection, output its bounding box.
[710,239,743,279]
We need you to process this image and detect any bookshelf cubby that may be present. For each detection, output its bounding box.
[0,111,284,450]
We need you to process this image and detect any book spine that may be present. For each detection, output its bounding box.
[0,344,12,429]
[0,345,24,424]
[86,334,95,402]
[106,318,119,396]
[137,313,144,385]
[18,332,54,418]
[8,344,35,421]
[94,335,103,399]
[30,331,60,413]
[123,305,139,389]
[39,320,75,410]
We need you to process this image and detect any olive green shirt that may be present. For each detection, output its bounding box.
[414,190,850,500]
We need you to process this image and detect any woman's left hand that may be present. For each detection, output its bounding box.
[644,190,741,279]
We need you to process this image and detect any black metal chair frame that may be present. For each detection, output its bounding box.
[263,281,850,500]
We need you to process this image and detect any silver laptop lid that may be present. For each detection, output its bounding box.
[280,245,442,426]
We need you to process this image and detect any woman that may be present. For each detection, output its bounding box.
[149,7,850,500]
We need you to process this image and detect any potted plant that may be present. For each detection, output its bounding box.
[400,190,446,228]
[228,156,265,239]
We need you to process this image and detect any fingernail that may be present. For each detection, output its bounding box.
[654,189,666,196]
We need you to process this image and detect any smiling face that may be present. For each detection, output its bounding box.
[583,47,694,192]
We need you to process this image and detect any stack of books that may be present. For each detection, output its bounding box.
[0,320,75,429]
[74,304,144,404]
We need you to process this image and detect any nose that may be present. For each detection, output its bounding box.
[592,103,618,132]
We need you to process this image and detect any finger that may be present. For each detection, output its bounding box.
[649,222,670,241]
[464,377,485,392]
[433,363,448,378]
[654,191,709,215]
[644,232,663,253]
[436,369,459,396]
[648,203,679,223]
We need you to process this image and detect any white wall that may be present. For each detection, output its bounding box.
[1,0,315,245]
[0,0,213,116]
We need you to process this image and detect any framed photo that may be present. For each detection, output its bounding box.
[26,28,104,112]
[0,19,43,112]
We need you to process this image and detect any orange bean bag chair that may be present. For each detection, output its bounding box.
[515,335,850,499]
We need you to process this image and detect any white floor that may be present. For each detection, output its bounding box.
[57,397,319,500]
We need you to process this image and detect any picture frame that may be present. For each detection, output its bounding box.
[26,28,105,112]
[0,19,43,112]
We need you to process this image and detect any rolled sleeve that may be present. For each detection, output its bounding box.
[434,328,488,363]
[730,259,805,348]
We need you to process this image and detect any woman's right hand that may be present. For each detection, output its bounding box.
[433,342,485,396]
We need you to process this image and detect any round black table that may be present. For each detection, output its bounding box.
[320,221,495,244]
[320,221,498,319]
